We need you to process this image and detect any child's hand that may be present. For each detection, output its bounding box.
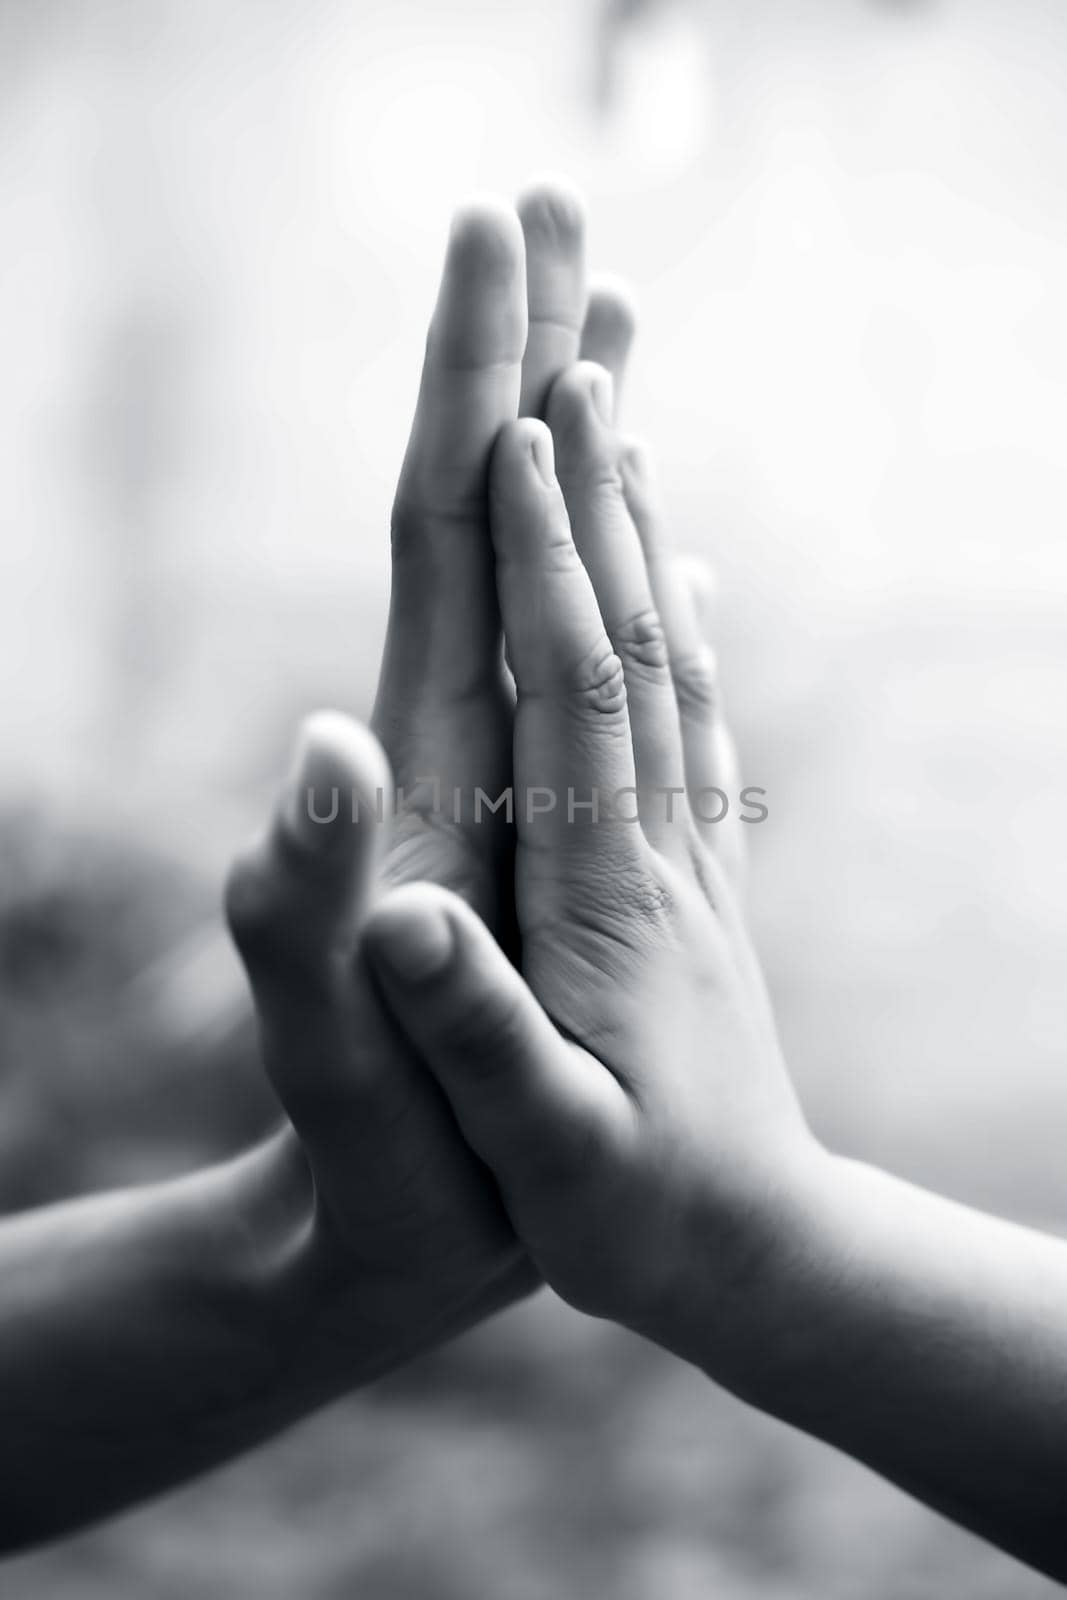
[225,714,536,1379]
[365,383,1067,1585]
[224,189,639,1383]
[364,376,821,1389]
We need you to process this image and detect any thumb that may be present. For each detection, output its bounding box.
[226,711,392,997]
[363,884,629,1198]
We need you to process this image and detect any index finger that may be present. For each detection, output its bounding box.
[383,201,527,705]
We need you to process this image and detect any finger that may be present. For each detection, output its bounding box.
[487,417,642,863]
[578,276,637,414]
[225,712,396,1126]
[620,445,745,875]
[546,364,689,852]
[363,883,631,1202]
[378,200,526,720]
[226,712,392,992]
[517,178,587,419]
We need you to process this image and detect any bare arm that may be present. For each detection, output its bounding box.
[0,1132,335,1549]
[717,1155,1067,1578]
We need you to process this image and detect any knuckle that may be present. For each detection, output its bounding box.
[490,472,571,557]
[556,425,620,492]
[672,647,720,720]
[632,872,676,927]
[390,484,478,557]
[612,605,670,678]
[567,636,629,719]
[581,861,675,944]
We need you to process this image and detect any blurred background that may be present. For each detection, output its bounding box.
[2,0,1066,1594]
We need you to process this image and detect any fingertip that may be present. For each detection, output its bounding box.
[587,273,638,330]
[516,175,587,258]
[491,416,556,494]
[581,276,638,371]
[432,199,527,372]
[445,196,525,287]
[281,712,392,854]
[517,178,589,417]
[488,422,577,591]
[546,360,614,450]
[298,709,391,781]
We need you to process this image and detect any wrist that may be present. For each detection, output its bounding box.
[200,1128,353,1410]
[228,1131,538,1398]
[645,1131,844,1404]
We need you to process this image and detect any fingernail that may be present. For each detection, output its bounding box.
[368,905,454,985]
[530,427,556,487]
[589,368,614,425]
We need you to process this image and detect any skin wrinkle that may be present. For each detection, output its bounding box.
[609,604,673,677]
[526,311,585,339]
[390,493,501,540]
[421,345,526,376]
[521,853,675,974]
[554,455,626,503]
[488,492,573,559]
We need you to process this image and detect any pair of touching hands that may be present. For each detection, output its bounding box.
[226,177,803,1392]
[8,179,808,1555]
[10,179,1067,1581]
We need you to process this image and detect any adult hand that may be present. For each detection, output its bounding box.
[225,185,639,1383]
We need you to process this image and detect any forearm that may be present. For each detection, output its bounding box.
[695,1153,1067,1579]
[0,1130,339,1550]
